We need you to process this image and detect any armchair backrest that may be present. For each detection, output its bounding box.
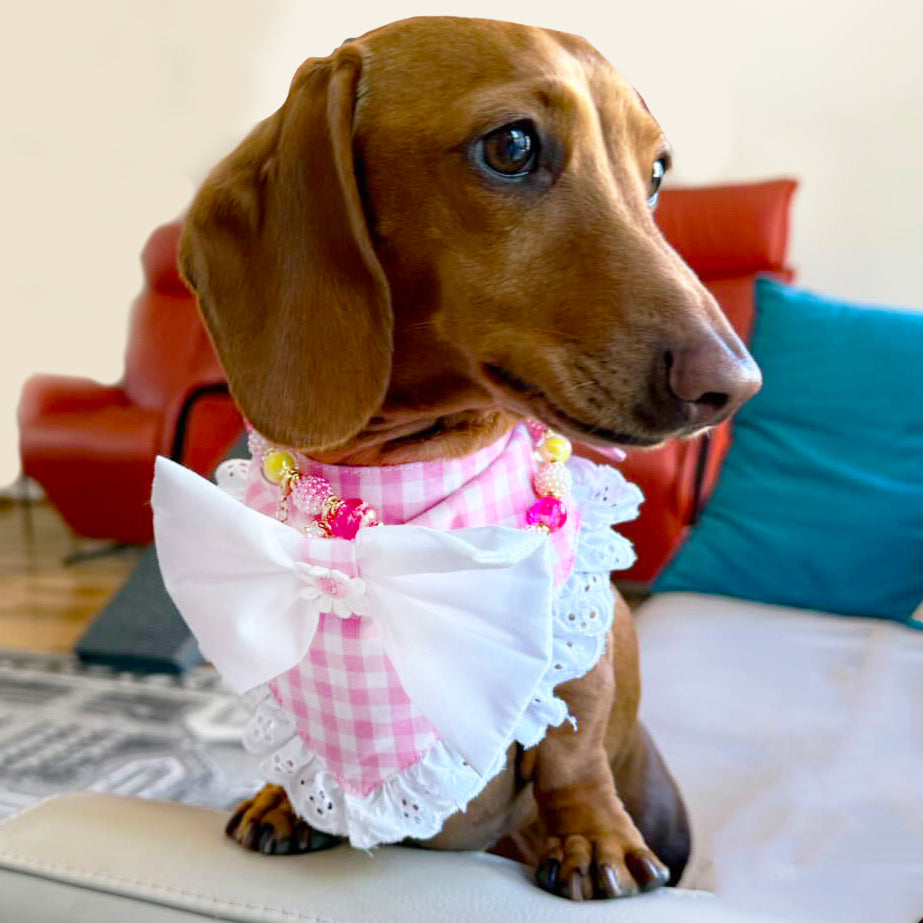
[655,179,798,336]
[122,222,225,411]
[608,178,799,583]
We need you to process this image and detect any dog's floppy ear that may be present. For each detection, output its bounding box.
[180,49,392,451]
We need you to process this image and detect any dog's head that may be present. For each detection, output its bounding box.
[180,16,760,455]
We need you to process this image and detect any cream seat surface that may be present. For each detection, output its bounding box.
[636,592,923,923]
[0,791,797,922]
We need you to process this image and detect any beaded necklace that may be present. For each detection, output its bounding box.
[251,420,574,539]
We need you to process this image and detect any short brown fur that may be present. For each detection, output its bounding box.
[181,16,760,900]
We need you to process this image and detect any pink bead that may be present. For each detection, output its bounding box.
[327,498,380,539]
[525,419,546,443]
[291,474,331,515]
[247,428,270,459]
[525,496,567,532]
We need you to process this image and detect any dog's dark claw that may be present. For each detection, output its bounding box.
[224,806,246,838]
[598,863,624,899]
[293,821,312,852]
[239,818,260,850]
[626,853,670,891]
[260,824,296,855]
[535,858,560,893]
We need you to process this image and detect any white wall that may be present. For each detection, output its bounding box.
[2,0,921,487]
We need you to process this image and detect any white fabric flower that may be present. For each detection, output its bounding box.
[295,564,369,619]
[215,459,251,501]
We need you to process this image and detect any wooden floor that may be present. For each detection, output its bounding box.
[0,499,142,653]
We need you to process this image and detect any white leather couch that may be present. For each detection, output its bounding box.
[0,792,792,922]
[636,592,923,923]
[2,590,920,922]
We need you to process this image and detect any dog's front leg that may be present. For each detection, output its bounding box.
[527,634,671,900]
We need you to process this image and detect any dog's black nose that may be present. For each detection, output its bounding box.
[666,332,762,429]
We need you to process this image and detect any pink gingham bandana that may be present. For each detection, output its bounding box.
[152,422,642,847]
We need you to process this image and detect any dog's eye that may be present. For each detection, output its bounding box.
[479,122,539,178]
[648,156,669,208]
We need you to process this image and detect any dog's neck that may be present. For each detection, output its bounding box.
[307,408,518,466]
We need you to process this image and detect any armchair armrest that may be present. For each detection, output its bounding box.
[18,375,127,424]
[0,793,795,923]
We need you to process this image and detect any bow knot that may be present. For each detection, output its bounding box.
[294,564,368,619]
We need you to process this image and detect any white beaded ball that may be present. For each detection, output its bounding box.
[533,462,573,498]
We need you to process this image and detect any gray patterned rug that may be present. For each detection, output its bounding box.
[0,648,262,820]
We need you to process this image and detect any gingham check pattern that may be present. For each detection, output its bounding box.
[243,423,579,795]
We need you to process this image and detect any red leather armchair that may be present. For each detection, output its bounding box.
[18,222,243,545]
[599,179,798,584]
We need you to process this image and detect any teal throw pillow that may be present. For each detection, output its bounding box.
[654,277,923,626]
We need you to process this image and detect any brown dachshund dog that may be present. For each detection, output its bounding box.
[179,16,760,901]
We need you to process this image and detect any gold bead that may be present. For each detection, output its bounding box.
[538,434,572,463]
[261,449,297,484]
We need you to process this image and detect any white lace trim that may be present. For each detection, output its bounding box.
[241,456,641,848]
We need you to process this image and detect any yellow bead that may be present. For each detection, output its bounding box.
[538,434,572,463]
[261,449,297,484]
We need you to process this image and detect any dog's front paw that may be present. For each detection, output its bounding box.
[535,833,670,900]
[225,783,342,855]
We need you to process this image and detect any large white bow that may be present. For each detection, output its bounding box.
[151,457,556,775]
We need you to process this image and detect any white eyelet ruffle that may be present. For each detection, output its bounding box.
[241,455,642,848]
